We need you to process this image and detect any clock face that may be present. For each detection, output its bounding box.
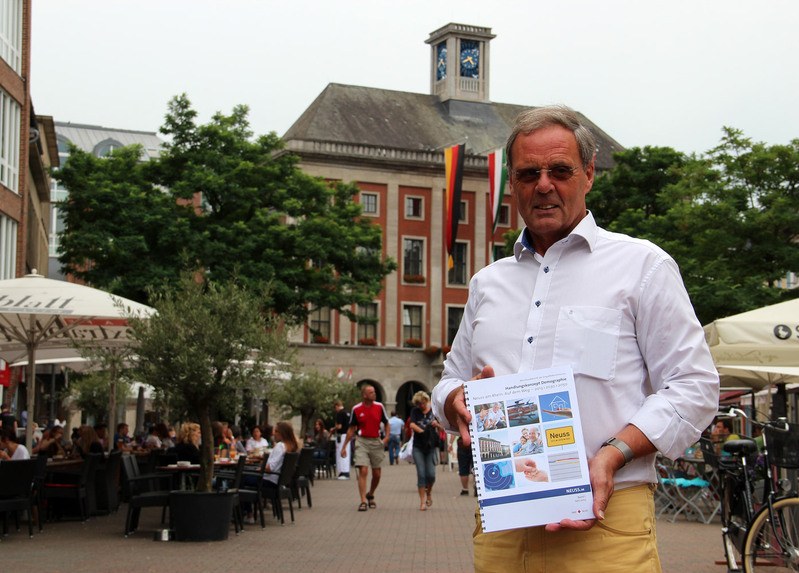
[436,42,447,81]
[460,40,479,79]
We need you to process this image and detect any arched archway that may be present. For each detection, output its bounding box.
[395,381,429,420]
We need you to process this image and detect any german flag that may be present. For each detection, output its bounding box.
[445,143,465,269]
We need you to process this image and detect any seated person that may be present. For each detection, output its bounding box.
[143,425,163,449]
[310,418,330,460]
[0,426,30,460]
[245,425,269,454]
[73,425,104,458]
[34,425,68,458]
[114,422,133,451]
[174,422,201,464]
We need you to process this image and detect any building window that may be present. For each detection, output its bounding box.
[357,302,378,344]
[458,200,467,223]
[361,192,378,215]
[498,204,510,227]
[0,0,22,74]
[309,307,331,343]
[0,214,17,279]
[93,138,124,158]
[405,196,423,219]
[447,307,464,345]
[403,238,424,281]
[402,304,423,347]
[448,242,468,285]
[492,244,507,263]
[0,89,21,193]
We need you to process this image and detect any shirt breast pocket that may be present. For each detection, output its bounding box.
[552,306,621,381]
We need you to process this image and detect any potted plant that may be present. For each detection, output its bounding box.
[358,337,377,346]
[404,338,423,348]
[423,345,441,358]
[128,273,289,539]
[312,334,330,344]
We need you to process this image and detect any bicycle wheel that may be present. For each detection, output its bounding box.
[743,496,799,572]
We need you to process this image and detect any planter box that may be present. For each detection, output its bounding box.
[169,491,235,542]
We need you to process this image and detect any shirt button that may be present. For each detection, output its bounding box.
[543,266,550,273]
[527,336,534,343]
[535,300,541,307]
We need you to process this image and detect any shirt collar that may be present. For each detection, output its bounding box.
[513,211,598,260]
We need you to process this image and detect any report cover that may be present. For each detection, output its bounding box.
[464,365,594,532]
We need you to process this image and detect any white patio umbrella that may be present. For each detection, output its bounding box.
[0,271,153,449]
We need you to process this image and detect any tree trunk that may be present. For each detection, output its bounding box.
[197,402,214,492]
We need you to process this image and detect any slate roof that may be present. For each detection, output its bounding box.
[283,83,624,171]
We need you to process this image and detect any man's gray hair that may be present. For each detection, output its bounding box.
[505,105,597,170]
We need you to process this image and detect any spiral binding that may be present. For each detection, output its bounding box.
[464,382,487,530]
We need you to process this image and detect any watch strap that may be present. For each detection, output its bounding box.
[602,437,634,467]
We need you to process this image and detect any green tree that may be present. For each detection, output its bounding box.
[270,369,360,441]
[128,272,290,492]
[56,94,396,324]
[55,145,192,302]
[69,371,131,425]
[587,131,799,325]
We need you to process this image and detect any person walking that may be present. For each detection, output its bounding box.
[433,105,718,571]
[340,384,389,511]
[409,390,440,511]
[387,410,404,465]
[332,400,350,480]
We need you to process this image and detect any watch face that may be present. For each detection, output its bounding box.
[436,42,447,81]
[460,40,479,79]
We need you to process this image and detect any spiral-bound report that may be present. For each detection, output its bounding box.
[464,364,593,533]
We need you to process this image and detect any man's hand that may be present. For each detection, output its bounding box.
[445,365,494,447]
[340,446,348,459]
[544,439,623,532]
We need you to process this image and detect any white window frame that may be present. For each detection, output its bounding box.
[458,199,468,223]
[0,88,21,193]
[356,301,380,344]
[360,191,379,216]
[0,0,23,74]
[445,304,465,346]
[0,213,17,279]
[404,195,424,220]
[402,303,425,346]
[402,236,426,282]
[447,240,470,287]
[498,204,510,227]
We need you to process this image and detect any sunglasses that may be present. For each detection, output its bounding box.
[512,165,578,184]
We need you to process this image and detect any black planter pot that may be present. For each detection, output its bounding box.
[169,491,235,542]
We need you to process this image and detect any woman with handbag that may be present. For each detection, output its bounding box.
[409,390,440,511]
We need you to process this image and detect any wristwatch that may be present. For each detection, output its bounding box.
[602,437,634,467]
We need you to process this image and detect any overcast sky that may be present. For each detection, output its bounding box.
[31,0,799,155]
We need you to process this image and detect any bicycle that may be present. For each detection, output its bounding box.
[700,407,799,572]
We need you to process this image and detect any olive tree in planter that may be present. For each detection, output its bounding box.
[128,273,290,493]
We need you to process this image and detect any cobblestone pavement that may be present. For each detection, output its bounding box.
[3,461,726,572]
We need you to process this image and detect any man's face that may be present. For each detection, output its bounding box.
[492,404,499,412]
[362,386,376,402]
[120,425,128,436]
[509,125,594,254]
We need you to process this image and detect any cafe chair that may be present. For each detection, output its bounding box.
[237,456,268,529]
[31,454,49,532]
[0,458,38,538]
[95,450,122,515]
[292,447,315,509]
[43,453,101,522]
[264,451,299,525]
[120,453,172,501]
[121,454,171,537]
[314,440,335,479]
[221,456,247,533]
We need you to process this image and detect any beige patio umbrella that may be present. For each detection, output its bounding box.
[704,298,799,415]
[0,271,153,449]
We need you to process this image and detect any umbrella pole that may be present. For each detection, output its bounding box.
[25,340,36,451]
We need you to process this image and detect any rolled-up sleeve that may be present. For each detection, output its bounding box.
[629,258,719,460]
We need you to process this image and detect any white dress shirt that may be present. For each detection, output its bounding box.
[432,212,719,488]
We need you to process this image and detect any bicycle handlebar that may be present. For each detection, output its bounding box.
[716,406,790,432]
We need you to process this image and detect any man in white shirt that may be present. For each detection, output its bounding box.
[432,105,719,572]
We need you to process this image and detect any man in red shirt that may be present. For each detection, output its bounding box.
[341,384,390,511]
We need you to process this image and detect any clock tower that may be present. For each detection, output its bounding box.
[426,23,495,103]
